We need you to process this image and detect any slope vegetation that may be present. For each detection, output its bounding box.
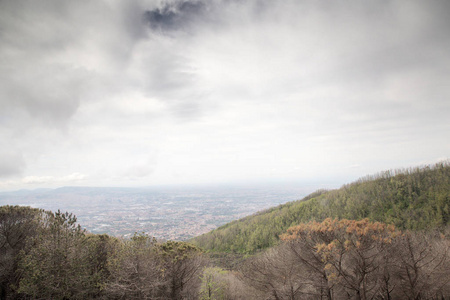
[190,161,450,253]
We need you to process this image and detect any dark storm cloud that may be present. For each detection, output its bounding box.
[144,0,208,32]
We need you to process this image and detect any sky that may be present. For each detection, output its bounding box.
[0,0,449,191]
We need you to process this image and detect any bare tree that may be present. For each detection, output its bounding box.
[223,271,261,300]
[284,237,336,299]
[393,231,450,299]
[199,267,260,300]
[240,245,312,300]
[105,232,163,299]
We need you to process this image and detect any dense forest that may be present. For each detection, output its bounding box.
[1,162,449,299]
[190,162,450,253]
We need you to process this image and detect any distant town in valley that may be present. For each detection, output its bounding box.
[0,184,319,240]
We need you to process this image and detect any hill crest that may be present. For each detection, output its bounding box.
[190,161,450,253]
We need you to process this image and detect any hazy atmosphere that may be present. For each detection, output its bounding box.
[1,0,449,191]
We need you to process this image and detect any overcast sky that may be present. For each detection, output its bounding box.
[0,0,449,191]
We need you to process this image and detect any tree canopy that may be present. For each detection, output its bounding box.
[191,162,450,253]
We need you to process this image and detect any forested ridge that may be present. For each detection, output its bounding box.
[1,161,449,299]
[190,161,450,253]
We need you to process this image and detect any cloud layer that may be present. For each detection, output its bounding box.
[1,0,449,190]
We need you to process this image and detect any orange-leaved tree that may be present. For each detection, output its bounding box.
[281,218,400,300]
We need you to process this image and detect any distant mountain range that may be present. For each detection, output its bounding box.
[190,161,450,253]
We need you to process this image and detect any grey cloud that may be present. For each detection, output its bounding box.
[140,0,450,124]
[122,157,157,179]
[0,151,25,178]
[0,65,89,128]
[0,2,86,128]
[143,0,208,32]
[0,0,148,129]
[123,165,155,178]
[0,0,151,180]
[169,100,203,121]
[22,173,86,184]
[0,0,449,188]
[141,0,280,34]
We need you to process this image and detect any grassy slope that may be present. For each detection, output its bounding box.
[190,162,450,253]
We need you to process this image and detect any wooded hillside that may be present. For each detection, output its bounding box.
[190,161,450,253]
[1,161,449,299]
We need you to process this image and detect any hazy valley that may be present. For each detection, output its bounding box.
[0,184,317,240]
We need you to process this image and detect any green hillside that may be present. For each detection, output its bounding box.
[190,161,450,253]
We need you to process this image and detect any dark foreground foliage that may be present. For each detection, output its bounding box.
[0,206,207,300]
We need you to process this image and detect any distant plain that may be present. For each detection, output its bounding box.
[0,183,323,240]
